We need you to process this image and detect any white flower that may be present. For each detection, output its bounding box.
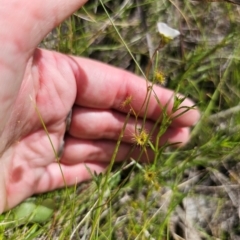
[157,22,180,41]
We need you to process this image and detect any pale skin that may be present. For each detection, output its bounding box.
[0,0,200,214]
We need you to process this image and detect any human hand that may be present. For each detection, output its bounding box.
[0,0,200,213]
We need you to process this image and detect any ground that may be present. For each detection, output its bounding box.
[1,0,240,239]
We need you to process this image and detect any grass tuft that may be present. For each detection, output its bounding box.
[1,0,240,239]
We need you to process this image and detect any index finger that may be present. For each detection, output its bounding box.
[71,57,200,127]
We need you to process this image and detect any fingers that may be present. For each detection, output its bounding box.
[35,127,190,193]
[61,125,190,165]
[69,106,190,145]
[71,57,200,128]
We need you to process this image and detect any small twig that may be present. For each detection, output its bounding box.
[211,169,239,207]
[208,104,240,122]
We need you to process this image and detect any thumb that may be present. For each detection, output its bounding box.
[1,0,88,55]
[0,0,87,151]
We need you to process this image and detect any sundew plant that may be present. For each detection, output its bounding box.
[1,0,240,239]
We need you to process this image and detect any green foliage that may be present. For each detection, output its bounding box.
[2,0,240,239]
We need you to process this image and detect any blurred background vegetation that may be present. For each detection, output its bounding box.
[1,0,240,239]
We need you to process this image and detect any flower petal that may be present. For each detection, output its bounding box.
[157,22,180,39]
